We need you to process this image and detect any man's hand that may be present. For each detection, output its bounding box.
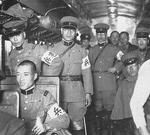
[32,117,46,135]
[85,93,92,107]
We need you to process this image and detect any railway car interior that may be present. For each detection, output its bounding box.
[0,0,150,135]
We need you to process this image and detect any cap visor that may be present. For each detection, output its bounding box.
[62,25,76,30]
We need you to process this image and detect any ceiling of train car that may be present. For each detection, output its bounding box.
[80,0,150,27]
[82,0,145,18]
[62,0,150,40]
[0,0,150,43]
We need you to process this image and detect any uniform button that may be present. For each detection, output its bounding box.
[17,59,20,62]
[99,76,101,78]
[24,107,27,110]
[25,101,28,103]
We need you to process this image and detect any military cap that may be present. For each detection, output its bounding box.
[94,23,109,33]
[136,32,149,38]
[3,19,27,37]
[122,52,139,66]
[80,33,91,41]
[60,16,79,29]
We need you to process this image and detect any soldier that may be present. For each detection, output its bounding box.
[80,33,91,52]
[89,23,124,135]
[130,59,150,135]
[119,31,138,53]
[2,4,46,75]
[133,31,150,64]
[42,16,93,135]
[16,60,70,135]
[110,31,120,47]
[116,31,138,82]
[111,52,140,135]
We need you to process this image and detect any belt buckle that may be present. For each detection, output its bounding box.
[66,76,71,81]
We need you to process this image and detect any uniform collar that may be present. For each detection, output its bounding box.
[98,42,105,47]
[21,85,35,95]
[139,48,147,52]
[15,44,23,50]
[63,39,75,46]
[15,40,28,51]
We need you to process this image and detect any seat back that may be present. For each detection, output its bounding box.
[36,76,60,103]
[0,90,19,117]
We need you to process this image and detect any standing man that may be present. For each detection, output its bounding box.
[116,31,138,82]
[109,31,120,47]
[111,52,140,135]
[89,23,124,134]
[130,59,150,135]
[119,31,137,54]
[80,33,91,52]
[16,60,70,135]
[2,4,46,75]
[42,16,93,135]
[3,19,46,75]
[134,31,150,64]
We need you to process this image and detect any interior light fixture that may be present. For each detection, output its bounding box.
[109,13,117,18]
[108,6,117,13]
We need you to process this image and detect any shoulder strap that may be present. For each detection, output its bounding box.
[145,48,150,61]
[93,45,107,67]
[59,42,75,58]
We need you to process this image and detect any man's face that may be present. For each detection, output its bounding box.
[137,38,148,50]
[120,33,129,46]
[126,63,139,77]
[110,32,119,46]
[16,65,37,90]
[61,28,76,41]
[96,32,107,43]
[9,32,25,48]
[82,39,90,49]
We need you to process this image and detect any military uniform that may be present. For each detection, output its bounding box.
[111,52,139,119]
[0,110,26,135]
[7,39,46,75]
[3,20,46,75]
[111,52,139,135]
[133,31,150,65]
[19,85,70,135]
[80,33,91,53]
[89,23,123,112]
[42,16,93,135]
[2,4,46,75]
[89,23,124,135]
[80,33,91,42]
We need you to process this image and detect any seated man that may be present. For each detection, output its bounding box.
[16,60,70,135]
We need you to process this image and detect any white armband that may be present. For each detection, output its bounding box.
[47,103,65,120]
[41,51,58,65]
[82,56,91,70]
[116,51,124,60]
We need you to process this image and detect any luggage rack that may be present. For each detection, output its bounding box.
[0,11,17,25]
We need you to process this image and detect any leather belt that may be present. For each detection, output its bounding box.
[60,75,82,81]
[93,70,108,73]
